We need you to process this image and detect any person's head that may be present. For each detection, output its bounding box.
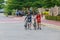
[33,14,35,17]
[28,11,30,15]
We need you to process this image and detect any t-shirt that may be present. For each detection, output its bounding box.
[36,14,41,23]
[26,14,32,22]
[32,15,36,23]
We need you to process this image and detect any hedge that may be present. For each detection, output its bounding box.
[45,16,60,21]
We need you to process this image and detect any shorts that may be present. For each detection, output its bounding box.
[27,22,31,24]
[37,21,41,23]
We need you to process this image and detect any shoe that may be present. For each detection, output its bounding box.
[40,28,41,30]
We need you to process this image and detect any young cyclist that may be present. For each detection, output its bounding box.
[25,11,32,30]
[33,15,37,30]
[36,12,41,30]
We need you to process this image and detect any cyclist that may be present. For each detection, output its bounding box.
[36,12,41,30]
[25,11,32,30]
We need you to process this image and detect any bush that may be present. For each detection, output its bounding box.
[57,16,60,21]
[12,10,16,16]
[57,14,60,16]
[4,9,13,16]
[4,13,8,17]
[43,11,49,16]
[45,16,60,21]
[45,16,53,20]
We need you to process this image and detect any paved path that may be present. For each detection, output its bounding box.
[0,13,24,23]
[0,22,60,40]
[0,13,60,26]
[0,13,60,40]
[42,18,60,26]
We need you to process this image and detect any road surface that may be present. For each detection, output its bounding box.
[0,13,60,40]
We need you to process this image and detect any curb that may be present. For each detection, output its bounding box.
[41,23,60,30]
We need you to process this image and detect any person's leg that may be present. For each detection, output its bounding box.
[28,23,29,29]
[28,22,31,30]
[16,14,18,16]
[37,22,41,30]
[25,22,27,30]
[37,23,39,29]
[34,22,36,30]
[29,23,31,30]
[39,23,41,30]
[18,13,19,16]
[34,25,36,30]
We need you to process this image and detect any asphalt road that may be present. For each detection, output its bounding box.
[0,13,60,40]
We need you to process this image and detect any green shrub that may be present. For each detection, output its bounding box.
[4,13,8,17]
[57,16,60,21]
[12,10,16,16]
[57,14,60,16]
[4,5,13,16]
[45,16,60,21]
[43,11,49,16]
[52,16,57,21]
[45,16,54,20]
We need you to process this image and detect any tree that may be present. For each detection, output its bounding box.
[0,0,4,3]
[0,0,4,9]
[5,0,60,15]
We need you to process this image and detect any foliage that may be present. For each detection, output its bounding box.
[57,14,60,16]
[5,0,60,9]
[45,16,60,21]
[43,11,49,15]
[4,0,60,16]
[0,0,4,9]
[0,0,4,3]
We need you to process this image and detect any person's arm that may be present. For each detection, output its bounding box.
[39,15,41,22]
[25,16,27,20]
[36,15,37,20]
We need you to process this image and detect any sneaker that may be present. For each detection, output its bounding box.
[40,28,41,30]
